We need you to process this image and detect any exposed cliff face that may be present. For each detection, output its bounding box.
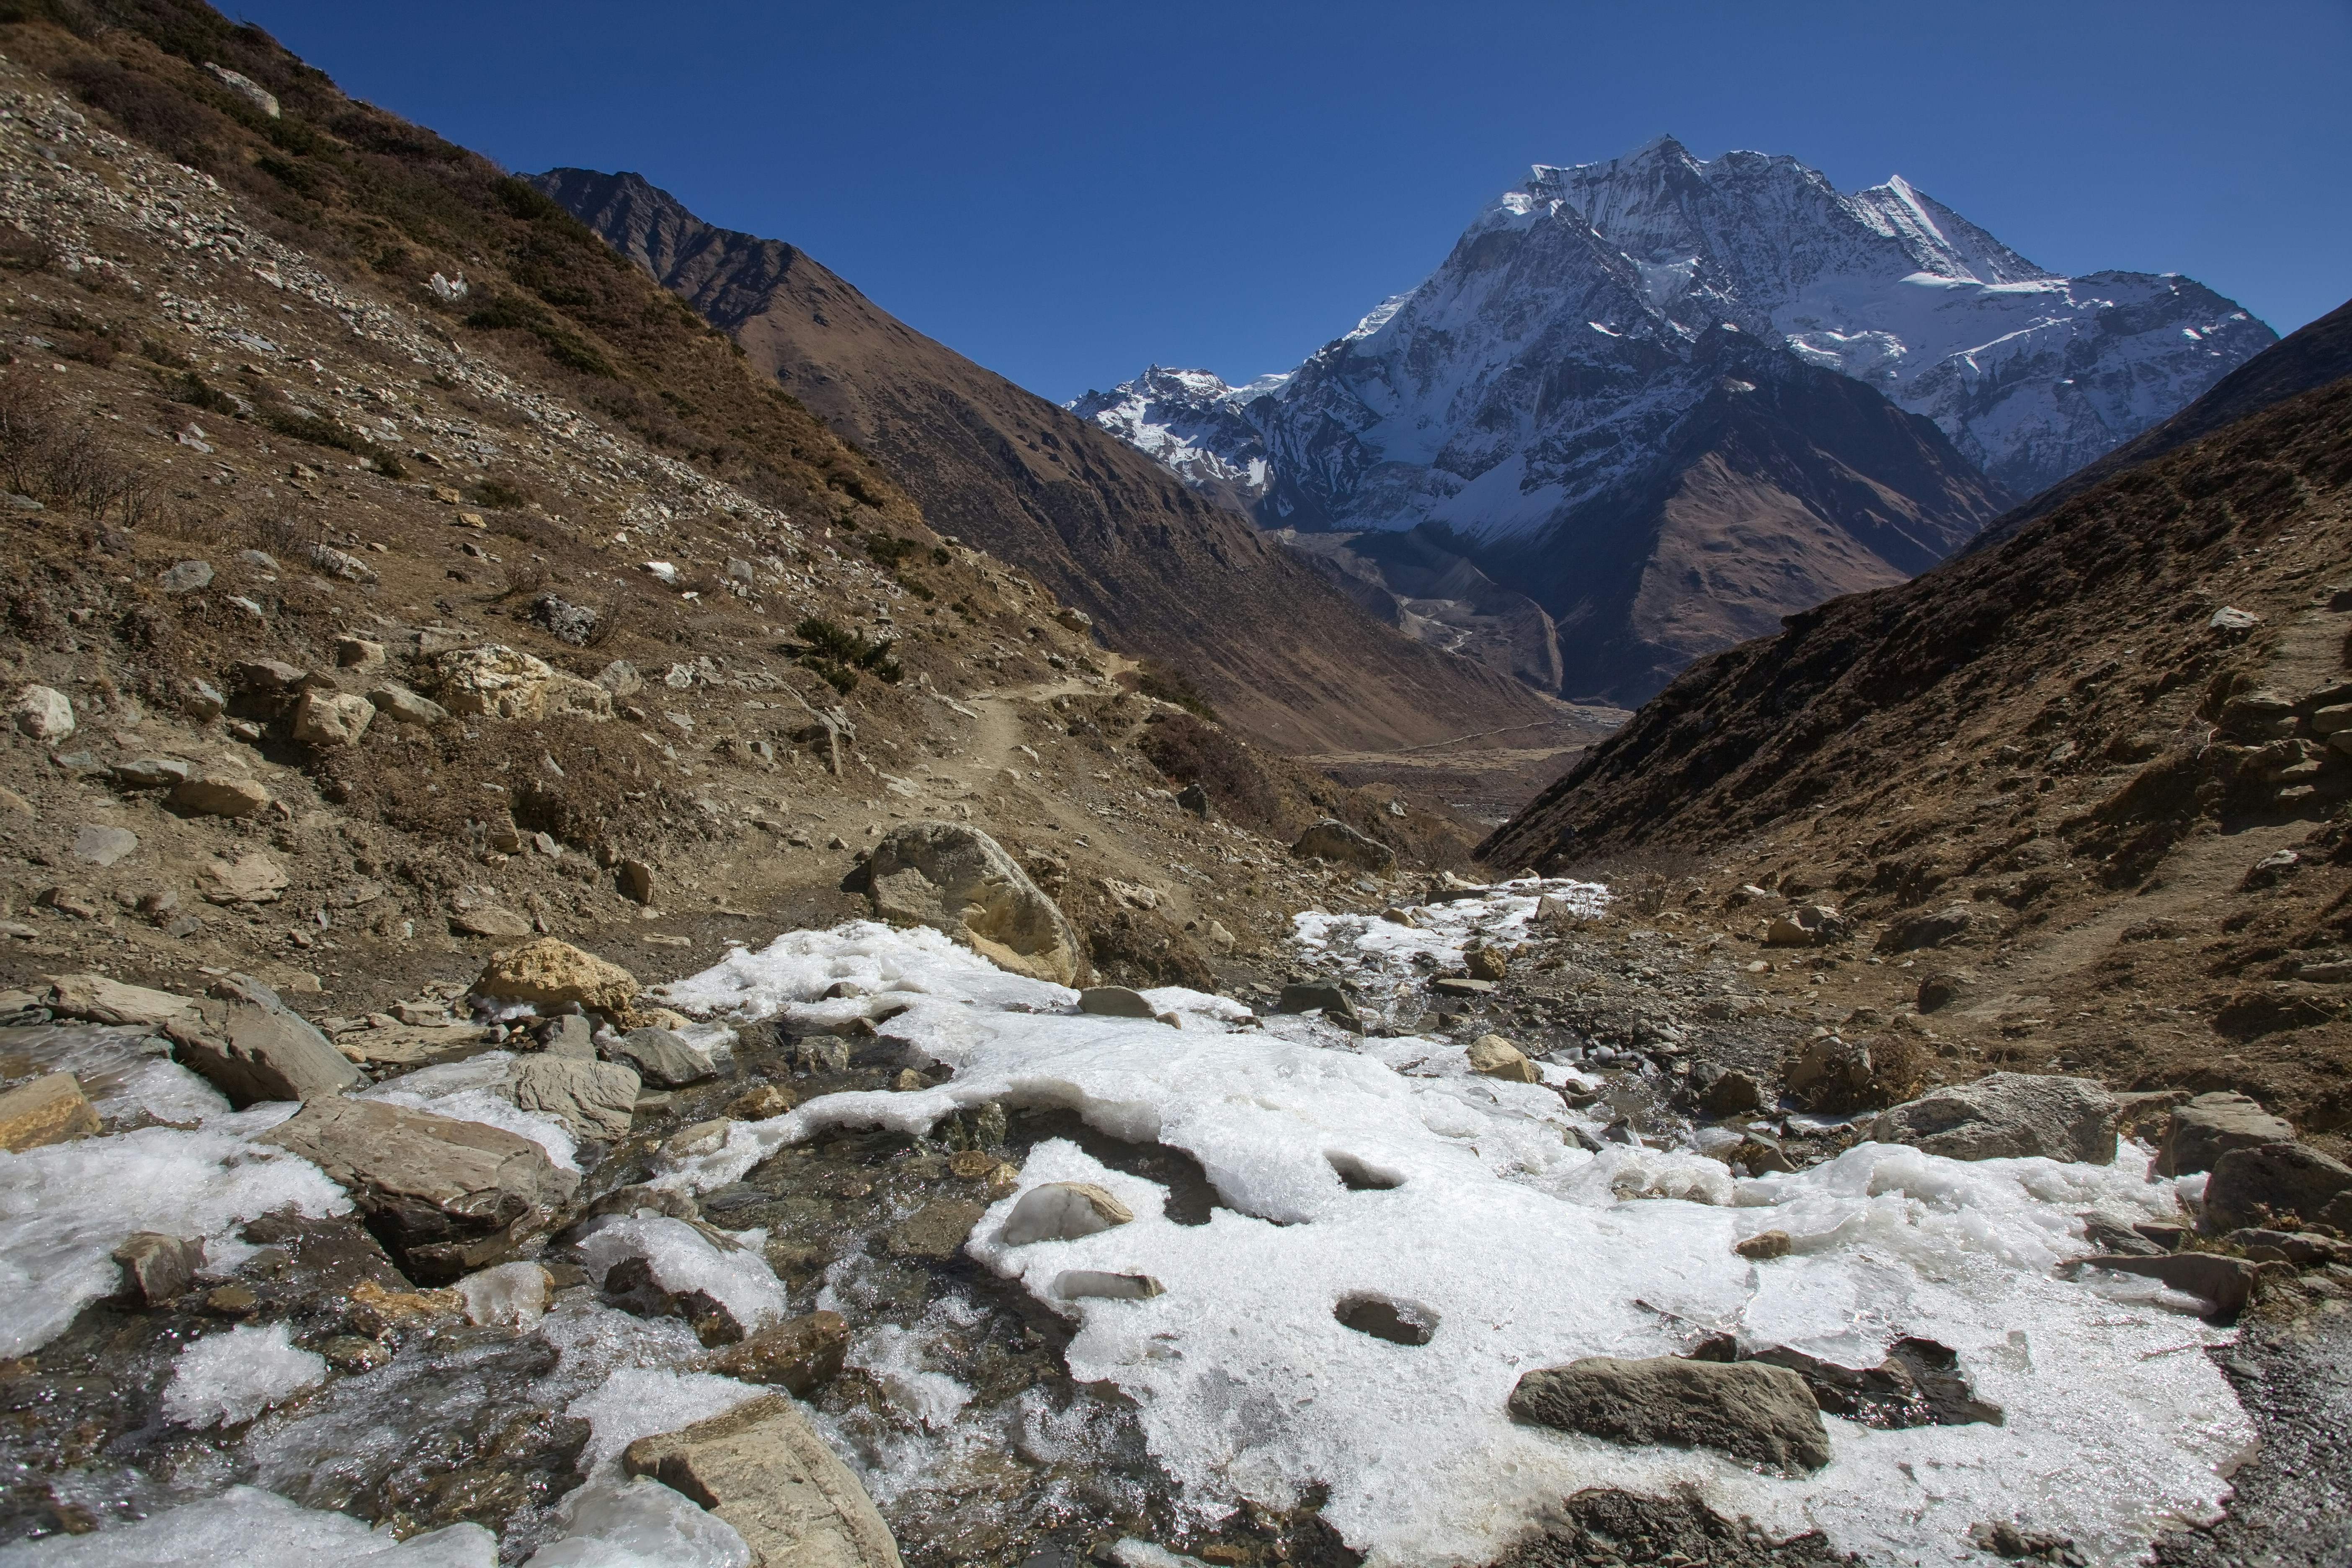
[529,169,1577,757]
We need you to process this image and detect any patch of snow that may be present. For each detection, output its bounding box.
[522,1475,750,1568]
[162,1322,328,1428]
[563,1364,768,1476]
[0,1487,494,1566]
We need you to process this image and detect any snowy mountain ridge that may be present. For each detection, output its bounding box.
[1075,136,2273,518]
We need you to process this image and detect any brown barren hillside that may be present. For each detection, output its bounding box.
[527,168,1585,757]
[1483,352,2352,1141]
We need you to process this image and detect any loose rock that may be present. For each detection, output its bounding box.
[1735,1229,1793,1261]
[41,973,194,1027]
[70,825,139,866]
[165,978,362,1105]
[366,682,449,727]
[11,684,73,743]
[1289,818,1395,873]
[2153,1091,2295,1177]
[112,1232,204,1307]
[0,1071,101,1152]
[2202,1141,2352,1233]
[196,853,290,905]
[2076,1252,2260,1321]
[1868,1073,2119,1164]
[884,1199,987,1259]
[431,644,614,722]
[1466,1034,1540,1083]
[1875,904,1978,953]
[622,1394,904,1568]
[605,1026,714,1088]
[863,821,1089,986]
[1078,985,1155,1017]
[168,771,271,817]
[156,560,214,593]
[289,689,374,748]
[1002,1181,1133,1245]
[1766,904,1848,946]
[1693,1063,1764,1117]
[506,1054,640,1140]
[472,938,640,1018]
[1508,1355,1832,1472]
[1056,1270,1165,1300]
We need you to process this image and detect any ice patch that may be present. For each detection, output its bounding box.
[573,1213,789,1334]
[456,1259,552,1329]
[0,1119,348,1356]
[162,1322,328,1428]
[0,1487,494,1565]
[564,1364,767,1475]
[647,902,2252,1567]
[522,1475,750,1568]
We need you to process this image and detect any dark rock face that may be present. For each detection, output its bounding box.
[2203,1142,2352,1233]
[1507,1354,1831,1472]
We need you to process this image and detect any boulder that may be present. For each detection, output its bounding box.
[863,821,1088,986]
[165,982,363,1106]
[1693,1064,1765,1118]
[1508,1355,1831,1472]
[366,682,448,727]
[1465,947,1510,982]
[11,684,73,743]
[1868,1073,2118,1164]
[1289,819,1395,874]
[595,659,644,696]
[616,859,656,905]
[1001,1181,1133,1245]
[110,756,192,788]
[1766,904,1848,947]
[1078,985,1155,1018]
[472,938,640,1017]
[0,1072,101,1152]
[605,1027,714,1088]
[288,690,374,748]
[156,560,214,593]
[2153,1091,2295,1177]
[2202,1142,2352,1233]
[258,1096,580,1284]
[1275,980,1359,1026]
[2076,1253,2259,1321]
[429,644,613,722]
[1466,1034,1540,1083]
[196,852,290,905]
[505,1054,640,1140]
[622,1394,903,1568]
[41,973,194,1027]
[700,1309,851,1394]
[168,771,270,817]
[112,1232,204,1307]
[539,1014,598,1058]
[1875,904,1978,954]
[1782,1035,1877,1114]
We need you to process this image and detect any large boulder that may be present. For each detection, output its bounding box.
[1867,1073,2118,1164]
[472,939,640,1018]
[2203,1142,2352,1233]
[2153,1091,2295,1177]
[505,1054,639,1140]
[863,822,1088,986]
[259,1096,579,1284]
[1290,819,1395,874]
[11,683,73,742]
[604,1027,714,1089]
[1508,1355,1831,1472]
[164,977,363,1105]
[430,645,613,722]
[623,1394,903,1568]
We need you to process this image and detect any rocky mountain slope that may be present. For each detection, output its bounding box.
[525,168,1581,758]
[1076,139,2271,704]
[1483,316,2352,1141]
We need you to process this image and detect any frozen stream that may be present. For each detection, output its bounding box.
[0,879,2252,1565]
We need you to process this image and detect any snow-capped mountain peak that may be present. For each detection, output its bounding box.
[1065,366,1289,504]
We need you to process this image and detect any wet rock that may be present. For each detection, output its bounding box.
[885,1198,988,1259]
[1875,903,1978,953]
[165,981,363,1105]
[40,972,194,1026]
[1002,1181,1133,1245]
[606,1026,714,1088]
[1290,818,1395,873]
[1466,1034,1540,1083]
[259,1097,580,1284]
[288,690,374,748]
[1969,1522,2085,1566]
[701,1309,851,1394]
[1508,1355,1831,1472]
[1735,1229,1792,1261]
[1868,1072,2118,1164]
[2203,1142,2352,1233]
[198,852,291,905]
[727,1083,796,1120]
[11,684,73,742]
[429,644,614,722]
[863,821,1089,986]
[1275,979,1360,1026]
[1078,985,1156,1017]
[1693,1064,1764,1117]
[2075,1252,2260,1320]
[1057,1270,1165,1301]
[2153,1091,2295,1177]
[1766,904,1848,946]
[472,938,640,1018]
[0,1071,100,1151]
[1337,1292,1437,1344]
[2080,1212,2167,1256]
[112,1232,204,1306]
[537,1014,598,1058]
[622,1393,905,1568]
[168,770,271,817]
[1732,1132,1796,1175]
[1741,1337,2002,1428]
[506,1054,639,1140]
[366,681,448,727]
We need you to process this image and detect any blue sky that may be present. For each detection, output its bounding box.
[237,0,2351,404]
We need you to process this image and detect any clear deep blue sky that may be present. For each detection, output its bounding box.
[237,0,2350,404]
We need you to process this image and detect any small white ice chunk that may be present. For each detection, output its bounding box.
[523,1475,751,1568]
[162,1322,326,1428]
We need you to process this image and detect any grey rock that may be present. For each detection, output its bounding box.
[164,985,362,1106]
[1077,985,1155,1018]
[1275,980,1359,1026]
[156,560,214,594]
[864,821,1088,986]
[2154,1091,2295,1178]
[1693,1064,1764,1118]
[1875,904,1979,953]
[616,858,655,905]
[11,684,73,743]
[539,1014,598,1058]
[1509,1355,1831,1472]
[606,1027,715,1088]
[307,543,378,583]
[506,1054,639,1140]
[110,756,192,788]
[623,1394,904,1568]
[2204,1142,2352,1233]
[1868,1073,2119,1164]
[182,679,227,720]
[1056,1269,1164,1300]
[236,549,280,573]
[1783,1034,1877,1114]
[168,771,270,817]
[2078,1252,2259,1321]
[1001,1181,1133,1245]
[234,658,306,694]
[258,1096,580,1284]
[70,824,139,866]
[595,660,644,696]
[112,1232,203,1307]
[1289,818,1395,874]
[366,682,449,727]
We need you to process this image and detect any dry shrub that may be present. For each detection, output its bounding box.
[1136,712,1279,829]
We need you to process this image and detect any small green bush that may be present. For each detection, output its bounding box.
[792,615,901,692]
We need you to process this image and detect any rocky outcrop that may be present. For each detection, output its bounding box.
[863,822,1088,986]
[1867,1073,2118,1164]
[1508,1354,1831,1472]
[259,1096,580,1283]
[428,645,613,722]
[622,1394,903,1568]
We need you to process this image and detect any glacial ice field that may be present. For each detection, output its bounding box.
[0,878,2253,1566]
